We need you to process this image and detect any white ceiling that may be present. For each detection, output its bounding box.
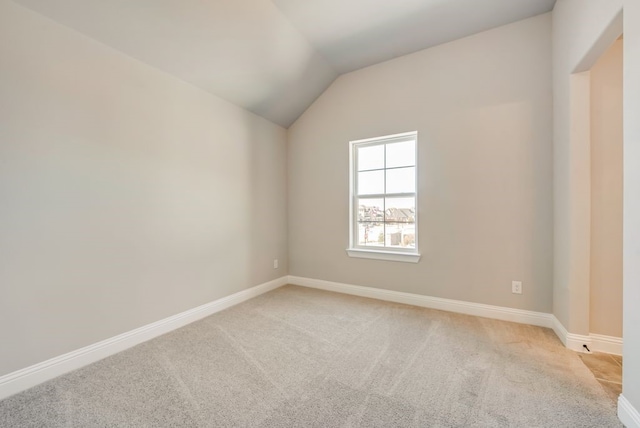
[13,0,556,127]
[273,0,557,73]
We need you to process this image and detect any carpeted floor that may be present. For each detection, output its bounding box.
[0,285,622,427]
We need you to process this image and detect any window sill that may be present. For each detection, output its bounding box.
[346,248,421,263]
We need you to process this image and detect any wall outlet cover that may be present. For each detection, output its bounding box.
[512,281,522,294]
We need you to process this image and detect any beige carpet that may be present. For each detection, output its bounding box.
[0,285,621,427]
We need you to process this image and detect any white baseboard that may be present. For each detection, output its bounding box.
[294,276,630,426]
[289,276,626,356]
[590,334,623,356]
[0,275,625,403]
[0,276,288,401]
[552,316,589,352]
[551,316,623,355]
[551,315,570,347]
[619,395,640,428]
[287,276,554,328]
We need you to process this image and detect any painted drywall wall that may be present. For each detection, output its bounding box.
[551,0,623,335]
[288,14,553,313]
[589,39,623,338]
[0,1,288,377]
[623,0,640,417]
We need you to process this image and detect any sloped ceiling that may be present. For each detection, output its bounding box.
[13,0,556,127]
[273,0,557,74]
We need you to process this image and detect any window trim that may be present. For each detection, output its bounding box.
[347,131,421,263]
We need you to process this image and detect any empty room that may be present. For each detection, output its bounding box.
[1,0,639,427]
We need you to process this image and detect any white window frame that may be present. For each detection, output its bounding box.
[347,131,420,263]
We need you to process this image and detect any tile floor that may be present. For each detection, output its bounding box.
[579,352,623,403]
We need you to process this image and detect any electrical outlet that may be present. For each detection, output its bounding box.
[512,281,522,294]
[273,259,279,269]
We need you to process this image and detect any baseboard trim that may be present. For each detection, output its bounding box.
[289,277,626,355]
[590,334,623,356]
[287,276,553,328]
[551,317,623,355]
[0,276,288,401]
[551,315,571,347]
[552,316,590,352]
[619,395,640,428]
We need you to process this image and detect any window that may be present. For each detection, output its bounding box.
[347,131,420,263]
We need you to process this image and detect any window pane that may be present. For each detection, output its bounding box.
[358,222,385,247]
[357,144,384,171]
[385,197,415,222]
[358,170,384,195]
[386,167,415,194]
[386,140,415,168]
[357,198,384,222]
[385,223,416,248]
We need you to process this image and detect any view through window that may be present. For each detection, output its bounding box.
[350,132,417,254]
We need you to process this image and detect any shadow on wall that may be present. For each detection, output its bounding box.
[242,114,289,286]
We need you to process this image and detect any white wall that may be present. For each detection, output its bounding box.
[551,0,622,335]
[589,39,623,338]
[288,14,553,313]
[552,0,640,422]
[0,1,288,377]
[623,0,640,420]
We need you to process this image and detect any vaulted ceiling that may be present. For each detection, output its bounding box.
[14,0,556,127]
